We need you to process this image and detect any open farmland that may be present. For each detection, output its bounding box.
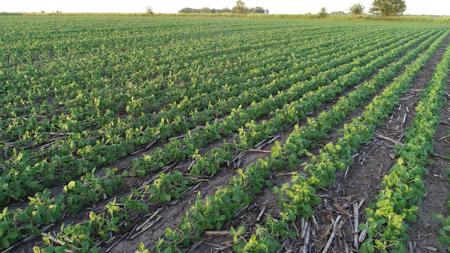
[0,15,449,253]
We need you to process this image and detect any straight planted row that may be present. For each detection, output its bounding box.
[0,28,409,205]
[35,29,444,252]
[0,26,422,250]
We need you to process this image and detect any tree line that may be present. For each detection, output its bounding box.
[178,0,407,17]
[311,0,407,17]
[348,0,406,16]
[179,0,268,14]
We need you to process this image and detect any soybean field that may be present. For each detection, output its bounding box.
[0,15,449,253]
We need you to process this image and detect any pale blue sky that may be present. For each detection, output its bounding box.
[1,0,449,15]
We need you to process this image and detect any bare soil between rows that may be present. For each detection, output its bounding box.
[107,46,391,252]
[306,35,450,253]
[6,33,446,253]
[407,75,450,252]
[179,36,437,253]
[184,34,450,253]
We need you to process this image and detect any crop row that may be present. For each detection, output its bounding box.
[2,25,353,120]
[436,173,450,250]
[0,28,410,206]
[0,27,377,166]
[0,21,320,65]
[0,28,421,250]
[0,28,414,249]
[0,26,334,141]
[0,25,332,110]
[360,38,450,253]
[229,31,449,253]
[34,31,443,252]
[153,30,448,253]
[1,27,374,158]
[0,28,350,186]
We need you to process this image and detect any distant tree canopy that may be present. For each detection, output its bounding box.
[349,3,365,15]
[232,0,246,13]
[370,0,406,16]
[329,11,347,16]
[179,7,232,14]
[247,7,268,14]
[179,0,268,14]
[318,7,328,18]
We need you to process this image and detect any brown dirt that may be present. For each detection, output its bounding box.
[6,41,295,210]
[6,33,436,253]
[105,63,371,252]
[183,43,420,252]
[302,36,450,253]
[107,131,290,253]
[7,136,164,212]
[12,74,344,252]
[407,79,450,253]
[103,41,393,252]
[6,35,350,214]
[9,133,235,252]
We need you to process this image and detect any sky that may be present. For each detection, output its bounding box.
[0,0,449,16]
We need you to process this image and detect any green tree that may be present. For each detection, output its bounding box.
[233,0,247,13]
[349,3,365,15]
[370,0,406,16]
[318,7,328,18]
